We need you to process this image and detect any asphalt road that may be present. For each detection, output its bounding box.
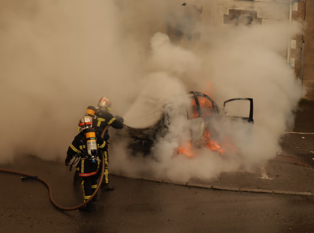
[0,103,313,233]
[1,156,314,233]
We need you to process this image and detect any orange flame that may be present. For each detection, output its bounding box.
[177,142,196,158]
[177,130,224,157]
[204,131,224,154]
[192,97,213,119]
[177,82,236,157]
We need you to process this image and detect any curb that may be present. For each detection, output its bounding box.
[284,132,314,135]
[112,174,314,197]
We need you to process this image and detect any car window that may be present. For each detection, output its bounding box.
[190,97,213,119]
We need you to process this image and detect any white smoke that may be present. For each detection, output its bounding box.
[0,0,140,163]
[110,22,303,182]
[0,0,303,183]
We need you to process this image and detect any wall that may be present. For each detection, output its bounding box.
[117,0,310,98]
[303,0,314,99]
[201,0,304,78]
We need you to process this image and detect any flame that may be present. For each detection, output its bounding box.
[177,82,236,157]
[205,83,215,100]
[192,97,213,118]
[177,142,196,158]
[204,131,224,154]
[177,130,224,157]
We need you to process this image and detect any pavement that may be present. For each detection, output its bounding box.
[206,102,314,195]
[115,102,314,197]
[280,102,314,167]
[1,159,314,233]
[0,102,314,233]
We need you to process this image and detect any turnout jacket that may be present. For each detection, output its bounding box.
[66,131,107,177]
[66,131,107,160]
[93,109,124,141]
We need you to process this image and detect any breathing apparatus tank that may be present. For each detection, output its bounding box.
[84,128,98,163]
[85,105,96,119]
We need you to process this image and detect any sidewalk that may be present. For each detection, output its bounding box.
[188,159,314,195]
[121,159,314,196]
[280,102,314,167]
[192,102,314,195]
[121,102,314,196]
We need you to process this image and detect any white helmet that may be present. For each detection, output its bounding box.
[97,96,111,110]
[78,116,93,131]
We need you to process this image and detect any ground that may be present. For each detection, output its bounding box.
[0,102,314,233]
[280,102,314,167]
[1,167,314,233]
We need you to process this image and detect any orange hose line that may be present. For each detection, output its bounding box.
[0,153,104,211]
[0,125,109,211]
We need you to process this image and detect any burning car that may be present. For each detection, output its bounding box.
[119,90,253,157]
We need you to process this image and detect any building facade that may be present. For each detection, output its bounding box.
[303,0,314,99]
[118,0,312,98]
[166,0,311,98]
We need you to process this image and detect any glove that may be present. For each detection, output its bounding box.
[114,115,124,123]
[65,158,71,166]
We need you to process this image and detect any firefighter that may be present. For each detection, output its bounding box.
[72,106,98,185]
[92,97,124,190]
[65,116,107,212]
[73,97,124,190]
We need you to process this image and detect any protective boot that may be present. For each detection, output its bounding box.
[79,202,92,212]
[101,183,115,191]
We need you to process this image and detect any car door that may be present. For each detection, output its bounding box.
[223,98,254,124]
[187,92,220,146]
[189,91,220,119]
[222,98,254,152]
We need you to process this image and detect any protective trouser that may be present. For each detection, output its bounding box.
[101,150,109,184]
[81,176,98,202]
[78,159,100,202]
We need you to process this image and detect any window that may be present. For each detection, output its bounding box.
[167,3,202,43]
[224,9,262,26]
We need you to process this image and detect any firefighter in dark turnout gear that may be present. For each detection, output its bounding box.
[93,97,124,190]
[65,116,107,212]
[94,97,124,140]
[73,97,124,190]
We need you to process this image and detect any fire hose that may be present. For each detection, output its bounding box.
[0,153,104,211]
[0,125,109,211]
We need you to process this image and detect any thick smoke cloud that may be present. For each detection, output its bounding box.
[0,0,139,163]
[110,3,303,182]
[0,0,303,183]
[110,21,302,182]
